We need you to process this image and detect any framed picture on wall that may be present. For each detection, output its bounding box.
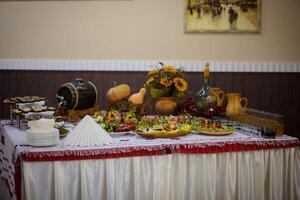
[185,0,261,33]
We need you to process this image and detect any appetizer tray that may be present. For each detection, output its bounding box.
[10,96,45,103]
[193,130,234,136]
[108,131,136,137]
[191,118,235,136]
[136,130,190,139]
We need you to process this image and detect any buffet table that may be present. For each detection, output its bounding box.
[0,120,299,200]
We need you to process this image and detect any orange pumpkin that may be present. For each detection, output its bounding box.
[106,84,131,102]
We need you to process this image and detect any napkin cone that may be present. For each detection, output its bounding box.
[62,115,112,147]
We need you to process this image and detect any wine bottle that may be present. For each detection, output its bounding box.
[195,63,217,113]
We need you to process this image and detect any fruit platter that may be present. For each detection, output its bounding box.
[136,116,191,138]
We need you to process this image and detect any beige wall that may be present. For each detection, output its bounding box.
[0,0,299,61]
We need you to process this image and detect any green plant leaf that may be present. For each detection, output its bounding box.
[150,88,163,98]
[165,85,176,97]
[175,91,184,97]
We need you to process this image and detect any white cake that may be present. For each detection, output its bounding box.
[26,118,59,146]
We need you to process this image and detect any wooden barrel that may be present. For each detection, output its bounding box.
[57,78,98,110]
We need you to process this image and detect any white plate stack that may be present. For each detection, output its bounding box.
[26,118,59,147]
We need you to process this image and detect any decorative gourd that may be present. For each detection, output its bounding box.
[106,83,131,102]
[128,88,147,105]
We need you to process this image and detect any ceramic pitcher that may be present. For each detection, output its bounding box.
[211,87,225,107]
[226,93,248,116]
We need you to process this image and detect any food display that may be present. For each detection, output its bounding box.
[176,98,226,118]
[9,96,45,103]
[32,105,47,112]
[136,116,191,138]
[4,96,47,117]
[11,109,22,114]
[4,63,283,142]
[92,110,138,134]
[191,118,235,136]
[15,105,51,113]
[7,96,55,115]
[20,107,32,113]
[176,98,199,115]
[3,95,57,128]
[92,110,234,138]
[22,115,52,123]
[16,105,56,124]
[54,123,70,138]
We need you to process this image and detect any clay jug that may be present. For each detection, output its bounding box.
[226,93,248,116]
[212,87,225,107]
[155,97,177,115]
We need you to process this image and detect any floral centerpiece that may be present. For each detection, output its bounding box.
[146,63,188,98]
[145,63,188,115]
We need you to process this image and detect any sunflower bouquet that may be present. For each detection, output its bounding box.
[146,63,188,98]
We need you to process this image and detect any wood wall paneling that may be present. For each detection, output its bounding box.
[0,70,299,138]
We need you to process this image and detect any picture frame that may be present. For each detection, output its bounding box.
[185,0,261,33]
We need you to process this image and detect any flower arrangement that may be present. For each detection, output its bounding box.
[146,63,188,98]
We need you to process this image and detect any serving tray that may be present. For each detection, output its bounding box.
[137,130,190,139]
[194,130,234,136]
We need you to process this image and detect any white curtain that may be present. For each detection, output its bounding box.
[22,147,300,200]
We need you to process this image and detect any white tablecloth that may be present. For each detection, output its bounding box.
[1,121,299,200]
[22,148,300,200]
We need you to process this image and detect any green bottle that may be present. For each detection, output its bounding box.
[196,63,217,112]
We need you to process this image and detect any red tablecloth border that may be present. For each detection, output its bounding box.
[20,139,300,162]
[172,141,300,154]
[10,138,300,200]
